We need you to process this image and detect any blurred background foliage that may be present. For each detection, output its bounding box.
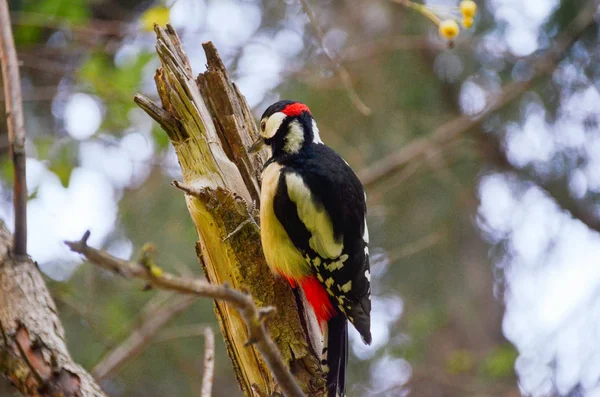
[1,0,600,396]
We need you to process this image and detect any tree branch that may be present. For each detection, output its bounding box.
[91,294,196,381]
[299,0,372,116]
[0,0,27,256]
[358,77,532,189]
[65,231,305,397]
[143,323,216,396]
[425,0,600,233]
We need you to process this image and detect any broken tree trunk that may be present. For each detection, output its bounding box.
[134,25,326,396]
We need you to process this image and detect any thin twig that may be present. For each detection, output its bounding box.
[201,326,215,397]
[299,0,372,116]
[222,219,251,242]
[171,179,198,196]
[358,79,531,189]
[0,0,27,256]
[92,294,196,380]
[147,324,215,397]
[391,0,441,25]
[385,232,444,264]
[65,231,305,397]
[340,36,453,63]
[358,0,600,190]
[151,324,212,344]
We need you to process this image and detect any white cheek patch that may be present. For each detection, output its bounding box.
[263,112,287,139]
[284,120,305,153]
[312,120,323,143]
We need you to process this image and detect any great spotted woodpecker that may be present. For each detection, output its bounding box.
[248,100,371,397]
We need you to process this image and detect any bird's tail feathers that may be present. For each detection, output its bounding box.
[323,314,348,397]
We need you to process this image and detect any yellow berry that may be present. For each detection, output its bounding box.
[463,16,474,28]
[149,264,164,278]
[140,6,170,32]
[439,20,460,40]
[460,0,477,18]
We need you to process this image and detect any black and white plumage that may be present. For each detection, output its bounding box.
[249,100,371,397]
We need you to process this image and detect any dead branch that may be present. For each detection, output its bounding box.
[92,294,196,380]
[65,231,305,397]
[0,0,27,256]
[358,78,533,189]
[299,0,372,116]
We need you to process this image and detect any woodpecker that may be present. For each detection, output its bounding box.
[248,100,371,397]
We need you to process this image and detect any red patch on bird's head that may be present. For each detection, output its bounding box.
[282,102,311,117]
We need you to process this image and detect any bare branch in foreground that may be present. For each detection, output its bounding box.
[299,0,372,116]
[92,294,196,380]
[0,0,27,256]
[65,232,305,397]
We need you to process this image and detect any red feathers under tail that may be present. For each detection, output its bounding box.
[292,276,346,396]
[299,276,335,324]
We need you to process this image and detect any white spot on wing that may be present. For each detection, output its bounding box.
[363,219,369,243]
[285,172,343,258]
[283,120,305,153]
[364,269,371,281]
[263,112,287,139]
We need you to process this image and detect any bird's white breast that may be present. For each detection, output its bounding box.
[260,162,311,280]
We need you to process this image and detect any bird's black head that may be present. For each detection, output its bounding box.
[248,100,322,156]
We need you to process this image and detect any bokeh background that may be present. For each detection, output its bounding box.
[1,0,600,396]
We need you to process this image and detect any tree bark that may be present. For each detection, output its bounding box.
[135,25,325,396]
[0,221,106,397]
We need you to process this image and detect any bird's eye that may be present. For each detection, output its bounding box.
[260,120,266,131]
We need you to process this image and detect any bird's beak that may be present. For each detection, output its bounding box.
[248,137,265,154]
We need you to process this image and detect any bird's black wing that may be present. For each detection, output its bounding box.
[273,144,371,343]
